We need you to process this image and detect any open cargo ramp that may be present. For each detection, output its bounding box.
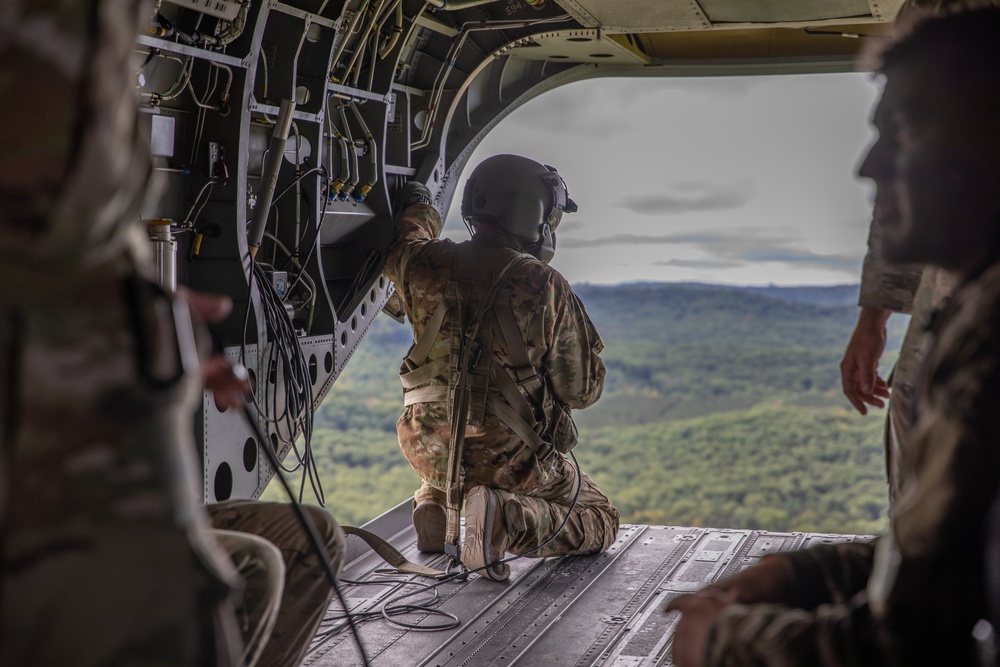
[305,502,873,666]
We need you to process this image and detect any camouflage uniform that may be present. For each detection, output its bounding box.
[0,2,243,665]
[858,221,956,504]
[1,4,348,665]
[208,501,344,667]
[385,204,619,557]
[704,261,1000,667]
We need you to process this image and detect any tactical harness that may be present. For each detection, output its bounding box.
[399,240,577,564]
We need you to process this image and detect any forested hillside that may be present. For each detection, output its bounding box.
[266,282,907,536]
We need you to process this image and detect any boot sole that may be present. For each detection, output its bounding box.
[464,487,510,581]
[413,502,446,553]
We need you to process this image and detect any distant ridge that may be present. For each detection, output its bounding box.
[573,281,860,308]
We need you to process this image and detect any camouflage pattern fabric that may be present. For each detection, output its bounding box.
[209,501,345,667]
[884,265,956,505]
[386,204,619,556]
[703,262,1000,667]
[0,2,242,665]
[858,218,959,505]
[0,280,240,667]
[858,218,924,313]
[0,0,156,283]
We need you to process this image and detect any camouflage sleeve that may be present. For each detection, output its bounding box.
[858,219,923,313]
[542,275,606,409]
[777,542,876,609]
[866,272,1000,667]
[705,543,882,667]
[0,0,156,272]
[706,596,882,667]
[384,203,443,285]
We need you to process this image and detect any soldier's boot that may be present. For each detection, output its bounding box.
[412,499,447,553]
[463,486,510,581]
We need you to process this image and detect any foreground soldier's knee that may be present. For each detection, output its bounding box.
[301,505,346,573]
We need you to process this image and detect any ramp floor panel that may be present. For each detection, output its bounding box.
[306,503,872,667]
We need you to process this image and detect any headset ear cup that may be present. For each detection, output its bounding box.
[537,224,556,263]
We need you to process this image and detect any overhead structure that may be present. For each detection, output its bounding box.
[134,0,900,501]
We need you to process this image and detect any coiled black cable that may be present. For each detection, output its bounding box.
[316,450,585,643]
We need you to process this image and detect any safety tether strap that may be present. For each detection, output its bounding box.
[442,253,535,564]
[342,526,446,577]
[494,304,545,406]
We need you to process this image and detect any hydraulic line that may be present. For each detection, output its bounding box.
[326,103,351,198]
[336,104,359,200]
[289,21,311,101]
[361,31,379,89]
[330,0,371,82]
[340,0,387,85]
[410,14,571,150]
[425,0,503,9]
[217,0,251,46]
[349,102,378,203]
[138,54,192,103]
[378,0,404,59]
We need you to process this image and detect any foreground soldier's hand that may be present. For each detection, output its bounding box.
[695,554,792,604]
[177,287,252,411]
[667,591,727,667]
[667,556,793,666]
[840,306,891,414]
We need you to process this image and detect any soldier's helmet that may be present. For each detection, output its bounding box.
[461,154,577,262]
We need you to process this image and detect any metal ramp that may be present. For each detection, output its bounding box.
[306,502,873,666]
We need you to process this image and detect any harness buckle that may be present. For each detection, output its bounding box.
[468,340,483,370]
[516,372,540,387]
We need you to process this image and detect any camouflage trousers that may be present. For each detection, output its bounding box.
[414,453,620,558]
[208,501,345,667]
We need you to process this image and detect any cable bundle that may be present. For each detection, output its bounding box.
[244,258,324,504]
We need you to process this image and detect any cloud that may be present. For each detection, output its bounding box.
[653,258,742,269]
[556,220,586,234]
[560,233,695,249]
[562,228,862,273]
[612,180,755,215]
[657,77,764,99]
[738,248,862,271]
[499,82,636,138]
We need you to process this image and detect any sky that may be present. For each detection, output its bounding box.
[441,72,883,286]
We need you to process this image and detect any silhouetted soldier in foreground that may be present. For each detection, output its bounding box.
[670,9,1000,667]
[0,4,343,665]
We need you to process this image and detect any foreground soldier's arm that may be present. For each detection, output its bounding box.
[672,278,1000,667]
[541,277,606,409]
[668,542,877,667]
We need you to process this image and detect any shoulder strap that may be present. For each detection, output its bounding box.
[442,251,535,564]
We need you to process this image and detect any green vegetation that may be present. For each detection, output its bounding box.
[266,282,906,535]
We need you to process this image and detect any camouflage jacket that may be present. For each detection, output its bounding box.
[858,218,924,313]
[384,205,606,492]
[0,0,156,299]
[706,261,1000,667]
